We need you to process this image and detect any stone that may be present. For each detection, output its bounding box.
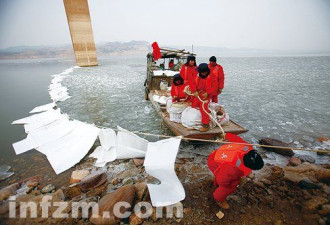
[70,170,90,184]
[53,189,65,201]
[216,210,224,219]
[274,220,283,225]
[302,197,328,213]
[134,182,147,201]
[122,178,134,185]
[133,158,144,167]
[129,213,145,225]
[298,180,321,190]
[184,208,192,214]
[318,137,330,142]
[284,163,330,183]
[63,185,82,199]
[0,183,21,200]
[78,171,107,192]
[89,184,136,225]
[318,205,330,216]
[298,155,315,163]
[259,138,294,157]
[288,156,301,166]
[112,178,119,185]
[41,184,56,194]
[318,218,326,225]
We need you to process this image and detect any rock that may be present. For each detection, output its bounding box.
[112,178,119,185]
[53,189,65,200]
[284,163,330,183]
[318,137,330,142]
[318,218,326,225]
[184,208,192,214]
[63,185,82,199]
[129,213,145,225]
[89,184,136,225]
[41,184,56,194]
[216,210,224,219]
[0,183,20,200]
[288,156,301,166]
[133,158,144,166]
[298,155,315,163]
[122,178,134,185]
[78,171,107,192]
[70,170,90,184]
[259,138,294,156]
[318,205,330,216]
[298,180,321,190]
[302,197,328,213]
[274,220,283,225]
[134,182,147,201]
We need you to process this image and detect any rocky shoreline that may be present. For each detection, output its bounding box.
[0,137,329,225]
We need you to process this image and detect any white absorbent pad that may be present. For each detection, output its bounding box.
[144,137,185,207]
[89,127,148,167]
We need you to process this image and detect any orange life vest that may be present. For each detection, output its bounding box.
[214,144,253,176]
[194,75,213,92]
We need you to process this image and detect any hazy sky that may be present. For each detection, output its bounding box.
[0,0,329,51]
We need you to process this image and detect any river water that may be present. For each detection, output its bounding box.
[0,56,329,185]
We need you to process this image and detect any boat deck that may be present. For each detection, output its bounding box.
[149,90,248,140]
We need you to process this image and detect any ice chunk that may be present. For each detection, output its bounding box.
[12,109,61,125]
[144,137,185,207]
[29,102,56,113]
[0,165,14,181]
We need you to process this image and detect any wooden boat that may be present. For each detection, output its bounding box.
[144,48,248,140]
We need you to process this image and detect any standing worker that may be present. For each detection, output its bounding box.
[191,63,217,132]
[207,133,264,209]
[180,55,198,94]
[208,56,225,103]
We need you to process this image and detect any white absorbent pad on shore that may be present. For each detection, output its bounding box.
[144,137,185,207]
[12,109,100,174]
[89,127,148,167]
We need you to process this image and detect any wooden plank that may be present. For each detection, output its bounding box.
[63,0,98,67]
[149,91,248,140]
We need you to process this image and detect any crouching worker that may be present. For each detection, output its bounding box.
[191,63,217,132]
[171,74,188,102]
[207,133,264,209]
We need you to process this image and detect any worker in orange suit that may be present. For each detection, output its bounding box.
[208,56,225,103]
[171,74,188,102]
[180,55,198,94]
[191,63,217,132]
[207,133,264,209]
[169,59,175,69]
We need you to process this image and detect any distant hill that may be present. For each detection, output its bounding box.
[0,41,151,60]
[0,41,329,60]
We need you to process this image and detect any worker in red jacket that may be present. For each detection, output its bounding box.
[208,133,264,209]
[191,63,217,132]
[171,74,188,102]
[180,55,198,94]
[169,59,175,69]
[208,56,225,103]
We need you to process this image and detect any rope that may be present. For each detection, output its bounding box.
[94,125,330,154]
[184,86,226,140]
